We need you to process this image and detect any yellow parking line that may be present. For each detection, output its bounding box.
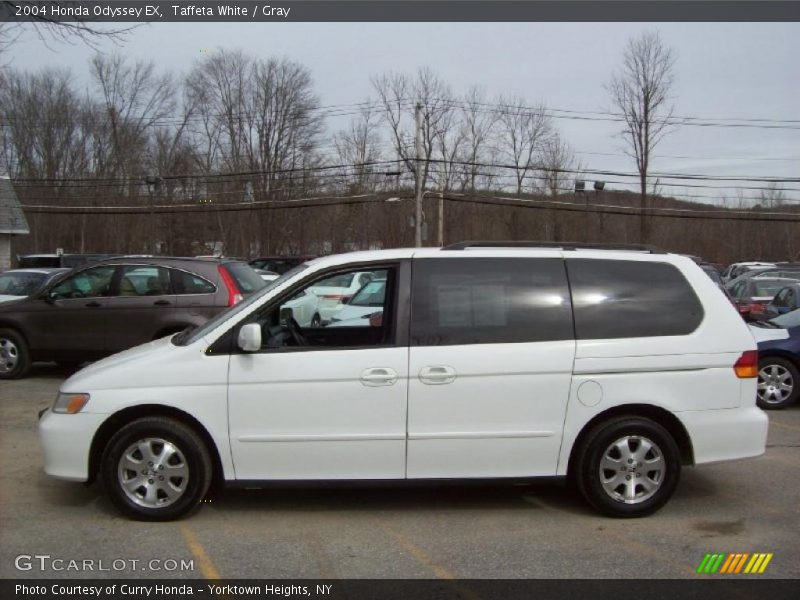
[179,523,222,580]
[380,524,481,600]
[768,420,800,434]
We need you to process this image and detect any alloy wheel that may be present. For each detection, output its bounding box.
[599,435,665,504]
[757,364,794,405]
[0,337,19,374]
[117,438,189,508]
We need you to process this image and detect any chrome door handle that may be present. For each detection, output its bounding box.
[419,366,457,385]
[360,367,398,387]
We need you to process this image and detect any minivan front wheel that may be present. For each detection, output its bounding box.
[101,417,212,521]
[576,417,680,518]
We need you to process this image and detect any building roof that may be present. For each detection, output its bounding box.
[0,177,30,235]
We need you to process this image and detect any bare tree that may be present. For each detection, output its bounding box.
[459,86,497,192]
[608,30,676,242]
[372,67,455,191]
[538,133,581,197]
[494,95,552,195]
[91,54,176,180]
[1,2,136,50]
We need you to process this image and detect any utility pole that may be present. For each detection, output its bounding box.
[438,167,445,247]
[414,102,424,247]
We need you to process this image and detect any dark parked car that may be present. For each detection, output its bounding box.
[727,277,800,321]
[248,255,316,275]
[760,283,800,321]
[0,257,265,379]
[17,253,125,269]
[750,309,800,409]
[0,268,70,303]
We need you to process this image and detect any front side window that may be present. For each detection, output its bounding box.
[410,258,573,346]
[567,259,704,339]
[49,266,116,300]
[248,266,395,350]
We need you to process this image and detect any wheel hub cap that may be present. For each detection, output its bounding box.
[117,438,189,509]
[0,338,19,373]
[757,364,793,404]
[599,435,665,504]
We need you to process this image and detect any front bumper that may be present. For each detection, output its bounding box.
[678,406,768,465]
[38,408,107,482]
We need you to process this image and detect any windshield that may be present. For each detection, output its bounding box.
[770,308,800,330]
[348,279,387,307]
[174,264,308,346]
[0,272,46,296]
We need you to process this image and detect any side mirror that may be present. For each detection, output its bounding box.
[237,323,262,352]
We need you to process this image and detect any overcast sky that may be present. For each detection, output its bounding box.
[8,21,800,204]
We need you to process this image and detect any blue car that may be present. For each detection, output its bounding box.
[749,308,800,409]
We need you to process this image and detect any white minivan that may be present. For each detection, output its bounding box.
[39,242,768,520]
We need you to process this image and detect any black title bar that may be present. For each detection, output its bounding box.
[1,1,800,23]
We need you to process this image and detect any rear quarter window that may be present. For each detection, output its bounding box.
[172,269,217,295]
[567,259,704,339]
[224,262,266,294]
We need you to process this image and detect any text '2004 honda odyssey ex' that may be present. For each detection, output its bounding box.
[39,242,768,520]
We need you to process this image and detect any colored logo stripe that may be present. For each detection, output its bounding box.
[698,553,773,574]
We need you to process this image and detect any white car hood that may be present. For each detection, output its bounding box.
[61,335,177,391]
[748,323,790,343]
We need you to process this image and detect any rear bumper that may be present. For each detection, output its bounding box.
[39,409,107,482]
[678,406,768,465]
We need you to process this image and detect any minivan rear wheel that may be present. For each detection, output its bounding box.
[0,328,31,380]
[101,417,212,521]
[575,417,680,518]
[756,357,798,410]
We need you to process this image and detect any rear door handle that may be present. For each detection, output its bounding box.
[153,299,171,306]
[419,365,457,385]
[360,367,398,387]
[85,301,102,308]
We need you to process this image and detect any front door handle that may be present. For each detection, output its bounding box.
[360,367,398,387]
[85,301,102,308]
[419,365,457,385]
[153,299,171,306]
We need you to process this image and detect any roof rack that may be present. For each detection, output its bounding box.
[441,241,667,254]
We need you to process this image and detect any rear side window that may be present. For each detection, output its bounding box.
[172,270,216,295]
[224,262,266,294]
[411,258,573,346]
[567,259,703,339]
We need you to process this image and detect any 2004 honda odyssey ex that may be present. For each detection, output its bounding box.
[39,242,768,520]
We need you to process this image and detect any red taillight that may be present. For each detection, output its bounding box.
[749,303,766,314]
[218,265,243,307]
[734,350,759,379]
[321,294,350,302]
[737,304,750,314]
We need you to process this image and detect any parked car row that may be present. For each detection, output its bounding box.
[0,256,267,379]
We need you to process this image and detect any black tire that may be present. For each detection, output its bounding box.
[757,357,799,410]
[575,417,680,518]
[101,417,213,521]
[0,328,31,380]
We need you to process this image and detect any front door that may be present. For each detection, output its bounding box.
[227,262,410,480]
[406,256,576,478]
[30,265,118,357]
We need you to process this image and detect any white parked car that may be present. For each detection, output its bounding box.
[39,243,767,520]
[0,268,70,303]
[327,277,386,328]
[253,268,280,283]
[308,271,375,323]
[278,288,322,328]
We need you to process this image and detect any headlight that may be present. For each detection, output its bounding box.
[52,393,90,414]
